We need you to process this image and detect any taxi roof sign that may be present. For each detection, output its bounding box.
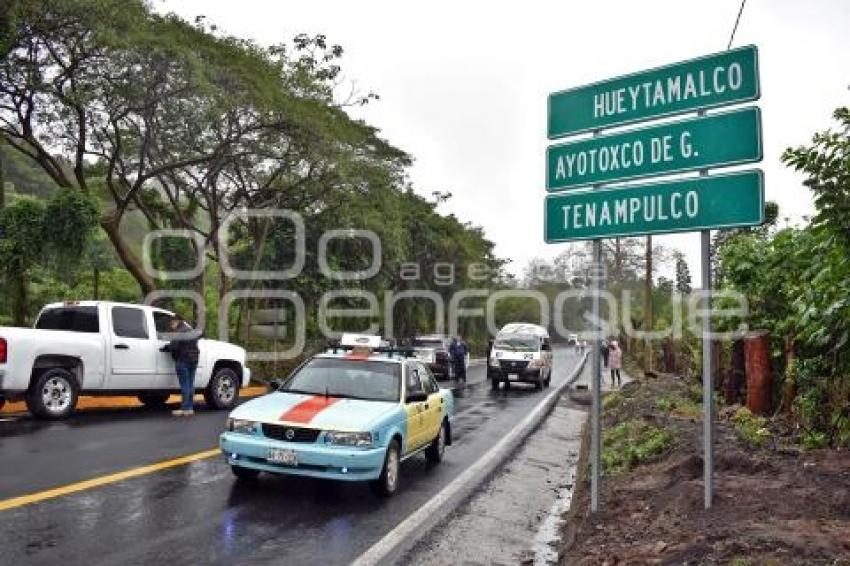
[340,334,383,349]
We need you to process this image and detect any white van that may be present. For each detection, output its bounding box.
[487,323,553,390]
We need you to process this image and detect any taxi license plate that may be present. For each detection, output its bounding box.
[267,448,298,466]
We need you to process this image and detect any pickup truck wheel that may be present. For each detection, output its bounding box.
[26,368,79,420]
[204,367,240,410]
[138,393,170,409]
[370,440,400,497]
[425,421,447,464]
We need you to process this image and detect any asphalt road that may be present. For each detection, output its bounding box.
[0,347,584,566]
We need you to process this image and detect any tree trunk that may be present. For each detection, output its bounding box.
[745,333,772,415]
[194,268,205,328]
[644,235,653,372]
[0,140,5,209]
[100,217,156,296]
[781,336,796,414]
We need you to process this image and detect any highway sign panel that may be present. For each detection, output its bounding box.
[544,170,764,242]
[547,45,759,138]
[546,107,762,191]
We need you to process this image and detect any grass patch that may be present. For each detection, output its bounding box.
[603,390,625,409]
[602,419,677,475]
[655,393,702,419]
[731,407,770,447]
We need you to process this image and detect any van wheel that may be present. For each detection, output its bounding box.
[26,368,79,420]
[425,421,447,464]
[535,377,544,390]
[138,393,170,408]
[205,367,240,410]
[370,440,401,497]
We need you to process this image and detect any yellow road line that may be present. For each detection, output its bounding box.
[0,448,220,512]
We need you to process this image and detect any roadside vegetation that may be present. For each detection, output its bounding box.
[602,418,677,475]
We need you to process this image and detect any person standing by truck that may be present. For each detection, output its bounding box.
[449,335,468,382]
[163,316,201,416]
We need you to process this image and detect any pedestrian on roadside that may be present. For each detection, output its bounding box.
[162,315,200,416]
[600,339,610,369]
[608,340,622,388]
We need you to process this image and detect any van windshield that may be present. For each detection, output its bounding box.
[494,335,538,352]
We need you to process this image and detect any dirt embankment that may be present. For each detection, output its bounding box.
[560,374,850,565]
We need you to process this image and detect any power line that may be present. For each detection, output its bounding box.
[727,0,748,49]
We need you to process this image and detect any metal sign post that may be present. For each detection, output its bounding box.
[588,127,604,513]
[701,227,713,509]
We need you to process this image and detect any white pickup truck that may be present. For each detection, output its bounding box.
[0,301,251,419]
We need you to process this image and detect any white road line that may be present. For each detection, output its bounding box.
[352,353,588,566]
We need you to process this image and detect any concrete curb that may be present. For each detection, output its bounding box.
[353,352,589,566]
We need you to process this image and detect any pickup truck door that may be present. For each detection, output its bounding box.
[152,310,179,388]
[108,305,157,389]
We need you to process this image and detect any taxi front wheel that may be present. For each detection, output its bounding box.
[370,440,400,497]
[425,421,447,464]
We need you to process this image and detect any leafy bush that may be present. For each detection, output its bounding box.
[731,407,770,447]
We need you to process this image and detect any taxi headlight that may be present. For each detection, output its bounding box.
[528,358,544,368]
[489,356,500,368]
[326,431,373,447]
[227,418,256,434]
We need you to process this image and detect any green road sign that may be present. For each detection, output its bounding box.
[546,107,762,192]
[548,45,759,138]
[544,170,764,242]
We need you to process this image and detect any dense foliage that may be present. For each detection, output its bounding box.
[716,107,850,447]
[0,0,513,369]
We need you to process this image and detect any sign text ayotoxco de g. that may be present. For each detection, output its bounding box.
[547,45,759,138]
[544,170,764,242]
[546,107,762,191]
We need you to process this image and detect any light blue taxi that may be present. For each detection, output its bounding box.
[219,335,454,496]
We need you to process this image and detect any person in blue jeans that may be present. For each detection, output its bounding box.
[163,316,200,417]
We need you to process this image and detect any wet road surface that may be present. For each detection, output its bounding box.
[0,348,583,566]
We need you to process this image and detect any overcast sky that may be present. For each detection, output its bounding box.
[158,0,849,281]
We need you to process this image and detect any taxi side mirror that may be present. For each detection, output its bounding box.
[268,380,282,392]
[406,391,428,404]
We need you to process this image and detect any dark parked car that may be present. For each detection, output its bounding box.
[412,335,454,379]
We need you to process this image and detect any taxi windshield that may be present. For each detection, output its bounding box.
[494,335,539,352]
[282,358,401,402]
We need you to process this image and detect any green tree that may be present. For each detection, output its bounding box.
[0,190,98,324]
